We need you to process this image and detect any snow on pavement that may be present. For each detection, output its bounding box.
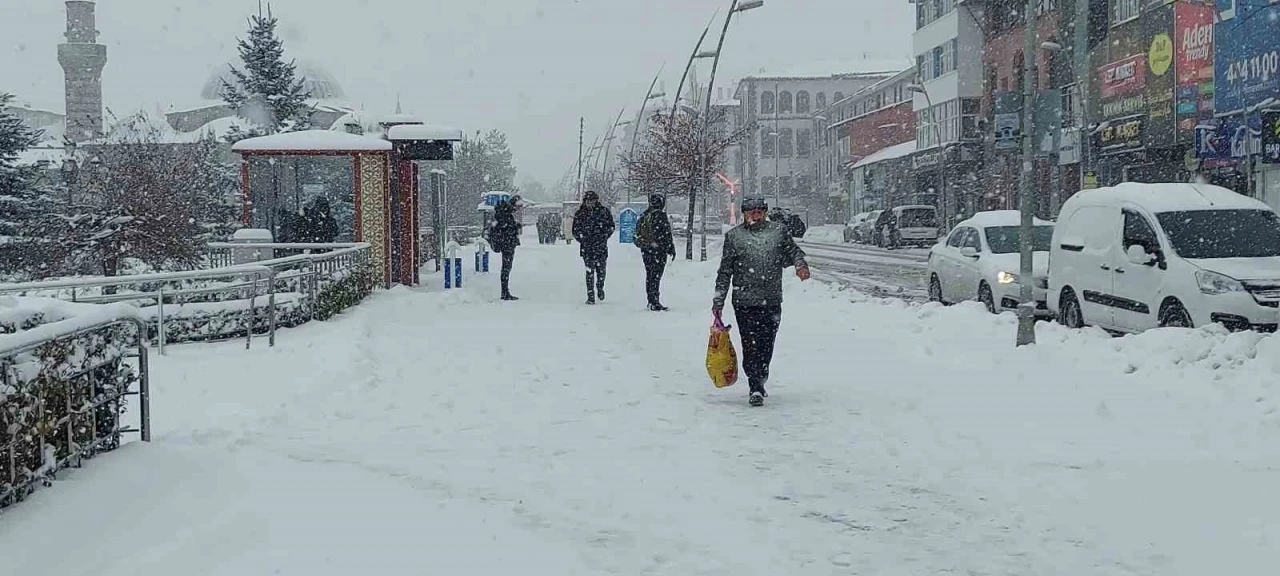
[2,232,1279,575]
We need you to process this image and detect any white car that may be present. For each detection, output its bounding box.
[843,212,873,242]
[928,210,1054,315]
[1048,182,1280,333]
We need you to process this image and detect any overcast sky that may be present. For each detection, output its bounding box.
[1,0,912,187]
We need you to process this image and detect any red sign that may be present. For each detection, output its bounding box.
[1175,2,1214,86]
[1099,54,1147,99]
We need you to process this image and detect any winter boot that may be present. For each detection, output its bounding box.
[749,391,764,407]
[585,270,597,305]
[649,303,669,311]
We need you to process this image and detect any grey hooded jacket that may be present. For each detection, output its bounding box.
[713,220,807,309]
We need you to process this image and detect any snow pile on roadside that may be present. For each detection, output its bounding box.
[2,235,1278,575]
[802,224,845,243]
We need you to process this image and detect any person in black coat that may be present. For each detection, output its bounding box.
[487,195,524,300]
[572,190,615,304]
[633,193,677,311]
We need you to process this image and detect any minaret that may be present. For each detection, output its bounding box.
[58,1,107,142]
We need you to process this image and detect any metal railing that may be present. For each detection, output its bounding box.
[0,313,150,511]
[0,243,373,355]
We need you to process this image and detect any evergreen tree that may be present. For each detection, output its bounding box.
[0,93,60,278]
[220,5,312,142]
[443,130,520,226]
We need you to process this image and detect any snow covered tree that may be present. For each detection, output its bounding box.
[622,109,752,258]
[443,130,520,225]
[51,114,228,277]
[220,5,312,142]
[0,93,62,279]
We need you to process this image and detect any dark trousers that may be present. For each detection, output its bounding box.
[584,252,607,298]
[734,305,782,391]
[500,249,515,296]
[642,250,668,305]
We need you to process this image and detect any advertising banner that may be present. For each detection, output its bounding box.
[1175,2,1215,136]
[1262,110,1280,164]
[1215,0,1280,114]
[1144,5,1177,148]
[1099,55,1147,99]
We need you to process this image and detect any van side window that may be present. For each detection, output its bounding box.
[947,227,968,247]
[1122,209,1160,252]
[961,229,982,250]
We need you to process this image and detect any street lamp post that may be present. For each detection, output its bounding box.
[626,65,667,204]
[907,84,947,229]
[1015,0,1039,346]
[692,0,764,261]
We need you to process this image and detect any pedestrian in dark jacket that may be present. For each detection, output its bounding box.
[572,190,615,304]
[712,196,810,406]
[633,193,677,311]
[487,195,524,300]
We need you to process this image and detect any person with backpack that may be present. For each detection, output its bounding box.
[486,195,524,301]
[632,193,677,311]
[712,196,810,407]
[572,190,615,304]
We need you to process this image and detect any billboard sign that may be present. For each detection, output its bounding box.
[1215,0,1280,114]
[1175,2,1215,136]
[1099,55,1147,99]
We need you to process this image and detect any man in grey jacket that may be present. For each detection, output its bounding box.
[712,196,810,406]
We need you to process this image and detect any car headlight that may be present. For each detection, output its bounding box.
[1196,270,1245,295]
[997,270,1018,284]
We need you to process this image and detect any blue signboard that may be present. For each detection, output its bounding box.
[1214,0,1280,114]
[482,192,512,207]
[618,208,640,244]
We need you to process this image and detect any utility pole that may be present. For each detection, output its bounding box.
[1074,0,1091,192]
[1016,0,1038,347]
[577,117,585,200]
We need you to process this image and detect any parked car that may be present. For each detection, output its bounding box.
[852,209,883,244]
[874,205,940,248]
[928,210,1054,315]
[1048,182,1280,333]
[844,212,873,242]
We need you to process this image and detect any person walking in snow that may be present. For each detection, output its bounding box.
[487,195,524,301]
[633,193,677,311]
[573,190,616,305]
[712,196,810,407]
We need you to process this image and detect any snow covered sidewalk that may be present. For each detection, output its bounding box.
[2,234,1279,575]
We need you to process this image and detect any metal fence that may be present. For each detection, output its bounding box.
[0,243,374,355]
[0,314,150,511]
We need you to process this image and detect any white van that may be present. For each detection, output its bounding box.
[1048,182,1280,333]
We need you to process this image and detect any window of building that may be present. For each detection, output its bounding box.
[796,91,811,114]
[779,91,794,114]
[779,128,794,157]
[1113,0,1139,24]
[760,90,775,114]
[1061,84,1082,129]
[779,175,793,193]
[762,177,776,197]
[917,0,957,28]
[798,129,813,157]
[1013,51,1025,92]
[796,175,811,194]
[834,91,845,102]
[761,129,776,157]
[816,92,827,110]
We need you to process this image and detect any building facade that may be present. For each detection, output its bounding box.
[733,72,896,224]
[912,0,986,226]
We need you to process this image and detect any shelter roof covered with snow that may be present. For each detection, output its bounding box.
[850,140,916,169]
[232,130,392,153]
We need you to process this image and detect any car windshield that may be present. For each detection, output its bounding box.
[1156,209,1280,259]
[983,226,1054,254]
[899,208,936,228]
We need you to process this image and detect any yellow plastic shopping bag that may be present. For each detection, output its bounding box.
[706,317,739,388]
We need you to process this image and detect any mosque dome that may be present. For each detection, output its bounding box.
[199,60,346,102]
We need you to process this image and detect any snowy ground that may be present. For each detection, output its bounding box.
[2,230,1280,575]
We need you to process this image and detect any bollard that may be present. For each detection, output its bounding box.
[474,238,491,273]
[482,251,490,272]
[444,240,463,289]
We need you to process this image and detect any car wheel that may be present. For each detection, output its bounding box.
[978,282,996,314]
[1058,290,1084,328]
[1159,301,1193,328]
[929,275,945,304]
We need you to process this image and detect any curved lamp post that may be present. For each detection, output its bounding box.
[695,0,764,261]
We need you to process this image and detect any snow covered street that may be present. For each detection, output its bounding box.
[3,233,1280,575]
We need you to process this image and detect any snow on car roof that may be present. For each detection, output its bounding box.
[1065,182,1268,213]
[958,210,1053,228]
[231,130,393,153]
